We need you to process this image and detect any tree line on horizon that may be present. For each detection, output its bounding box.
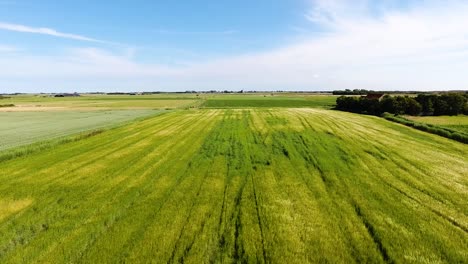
[332,89,429,95]
[336,93,468,116]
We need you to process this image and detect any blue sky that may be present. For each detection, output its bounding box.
[0,1,307,59]
[1,0,468,92]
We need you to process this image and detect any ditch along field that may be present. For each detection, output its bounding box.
[0,109,467,263]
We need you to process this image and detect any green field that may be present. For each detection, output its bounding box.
[0,94,201,109]
[0,110,161,151]
[0,108,466,263]
[203,94,336,108]
[405,115,468,134]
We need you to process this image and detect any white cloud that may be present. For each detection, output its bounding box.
[0,22,107,43]
[0,47,174,78]
[2,1,468,92]
[172,0,468,90]
[0,44,17,52]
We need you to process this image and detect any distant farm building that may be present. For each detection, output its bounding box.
[365,93,385,100]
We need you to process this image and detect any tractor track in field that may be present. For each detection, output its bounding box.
[381,179,468,233]
[352,202,394,264]
[167,171,210,263]
[357,146,468,233]
[250,167,268,264]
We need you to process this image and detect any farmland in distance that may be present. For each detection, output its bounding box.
[405,115,468,134]
[0,94,201,110]
[0,110,162,151]
[0,108,466,263]
[203,94,336,108]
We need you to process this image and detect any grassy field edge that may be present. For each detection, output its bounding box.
[382,113,468,144]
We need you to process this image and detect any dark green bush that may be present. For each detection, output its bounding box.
[451,133,468,144]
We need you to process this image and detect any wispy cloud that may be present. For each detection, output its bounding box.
[305,0,372,27]
[0,22,108,43]
[0,47,175,79]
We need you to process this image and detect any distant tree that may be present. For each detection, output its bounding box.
[415,94,435,115]
[380,95,397,113]
[393,97,408,114]
[336,96,360,112]
[336,96,350,110]
[416,93,466,116]
[441,93,466,115]
[336,93,465,116]
[406,98,422,115]
[360,98,381,115]
[333,89,370,95]
[433,98,450,116]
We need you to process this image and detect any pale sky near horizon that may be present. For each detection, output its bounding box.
[1,0,468,92]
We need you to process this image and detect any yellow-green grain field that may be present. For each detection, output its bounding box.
[0,107,466,263]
